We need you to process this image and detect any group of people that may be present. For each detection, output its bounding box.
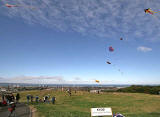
[1,93,20,117]
[1,93,20,106]
[26,94,56,104]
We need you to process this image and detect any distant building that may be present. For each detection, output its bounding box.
[0,88,7,92]
[90,90,100,93]
[13,85,20,88]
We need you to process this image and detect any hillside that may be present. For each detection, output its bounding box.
[19,90,160,117]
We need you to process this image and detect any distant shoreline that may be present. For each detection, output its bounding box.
[0,83,159,87]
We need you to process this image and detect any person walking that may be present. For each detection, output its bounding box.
[8,102,16,117]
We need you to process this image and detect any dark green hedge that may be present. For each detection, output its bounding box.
[117,85,160,95]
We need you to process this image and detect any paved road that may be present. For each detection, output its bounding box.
[0,103,30,117]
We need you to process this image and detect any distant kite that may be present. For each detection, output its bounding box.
[5,4,18,8]
[109,46,114,52]
[144,8,160,15]
[106,61,111,64]
[95,80,100,83]
[5,3,35,9]
[120,38,123,40]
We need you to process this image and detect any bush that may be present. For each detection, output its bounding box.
[117,85,160,95]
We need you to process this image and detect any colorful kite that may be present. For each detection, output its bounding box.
[105,44,123,75]
[5,1,35,9]
[95,80,100,83]
[109,46,114,52]
[144,8,160,15]
[5,4,18,8]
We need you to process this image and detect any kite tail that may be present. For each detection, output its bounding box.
[152,15,160,24]
[112,64,123,75]
[152,11,160,13]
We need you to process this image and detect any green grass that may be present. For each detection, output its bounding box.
[18,90,160,117]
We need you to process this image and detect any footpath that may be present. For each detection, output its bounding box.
[0,103,31,117]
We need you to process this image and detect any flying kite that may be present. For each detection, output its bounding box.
[105,45,123,75]
[120,38,123,40]
[5,4,18,8]
[95,80,100,83]
[109,46,114,52]
[106,61,111,64]
[5,2,35,9]
[144,8,160,15]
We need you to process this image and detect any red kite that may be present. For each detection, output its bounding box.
[5,4,18,8]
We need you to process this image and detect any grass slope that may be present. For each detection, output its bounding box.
[19,90,160,117]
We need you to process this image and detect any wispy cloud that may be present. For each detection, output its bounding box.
[0,76,159,84]
[0,76,65,84]
[137,46,152,52]
[1,0,160,41]
[73,77,81,81]
[0,76,96,84]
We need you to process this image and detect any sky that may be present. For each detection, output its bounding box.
[0,0,160,84]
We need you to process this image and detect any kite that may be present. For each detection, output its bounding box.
[120,38,123,40]
[105,45,123,75]
[5,4,18,8]
[5,1,35,9]
[106,61,111,64]
[144,8,160,15]
[109,46,114,52]
[95,80,100,83]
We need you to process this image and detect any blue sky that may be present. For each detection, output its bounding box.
[0,0,160,84]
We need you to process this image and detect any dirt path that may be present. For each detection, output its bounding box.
[0,103,30,117]
[29,106,38,117]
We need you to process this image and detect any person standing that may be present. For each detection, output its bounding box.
[35,96,39,103]
[31,95,33,102]
[2,93,5,101]
[26,95,30,103]
[8,95,13,103]
[16,93,20,103]
[43,96,46,102]
[10,94,15,102]
[52,96,56,104]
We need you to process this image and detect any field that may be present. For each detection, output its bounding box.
[19,90,160,117]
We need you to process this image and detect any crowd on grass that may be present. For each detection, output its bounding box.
[0,93,20,117]
[26,94,56,104]
[0,91,125,117]
[0,93,20,106]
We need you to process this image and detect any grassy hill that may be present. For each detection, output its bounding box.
[19,90,160,117]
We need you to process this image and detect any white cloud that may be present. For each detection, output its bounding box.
[1,0,160,41]
[137,46,152,52]
[0,76,160,84]
[0,76,65,84]
[73,77,81,81]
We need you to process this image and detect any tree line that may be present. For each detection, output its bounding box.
[117,85,160,95]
